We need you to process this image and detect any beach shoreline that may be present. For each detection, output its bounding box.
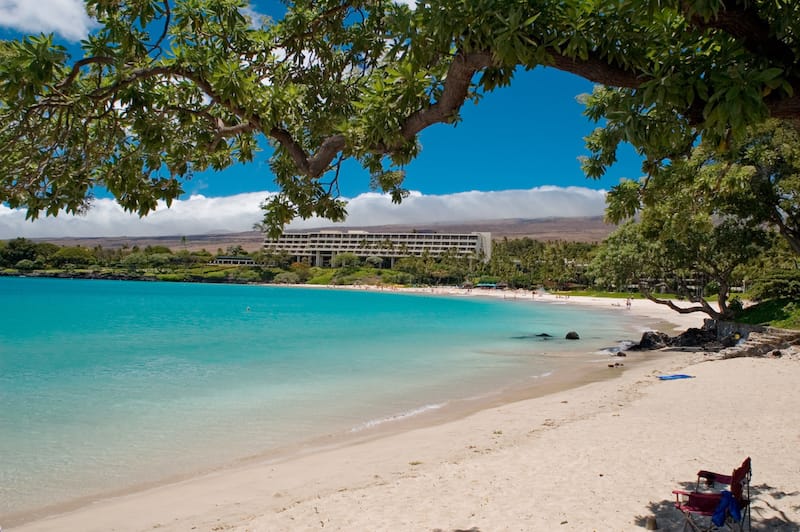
[9,289,800,531]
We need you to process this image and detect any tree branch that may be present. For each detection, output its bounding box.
[269,126,312,175]
[214,121,256,137]
[57,56,115,89]
[765,90,800,119]
[146,0,172,56]
[643,289,721,319]
[683,0,797,69]
[400,51,494,141]
[548,52,644,89]
[308,134,347,177]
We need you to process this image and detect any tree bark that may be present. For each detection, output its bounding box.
[642,289,723,320]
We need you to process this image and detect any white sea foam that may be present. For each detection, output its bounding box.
[594,339,636,356]
[349,403,447,432]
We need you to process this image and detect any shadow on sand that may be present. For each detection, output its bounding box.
[634,480,800,530]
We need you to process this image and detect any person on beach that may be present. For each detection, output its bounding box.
[626,298,632,310]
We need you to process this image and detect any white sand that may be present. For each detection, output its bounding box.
[10,292,800,531]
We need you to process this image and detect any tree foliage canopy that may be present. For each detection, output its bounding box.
[605,119,800,255]
[3,0,800,235]
[590,214,770,320]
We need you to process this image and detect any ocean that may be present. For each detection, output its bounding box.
[0,277,640,519]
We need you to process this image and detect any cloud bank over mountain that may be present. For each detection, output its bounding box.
[0,187,607,239]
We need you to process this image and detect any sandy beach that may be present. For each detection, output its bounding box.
[9,292,800,531]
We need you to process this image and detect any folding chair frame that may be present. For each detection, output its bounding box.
[673,457,751,531]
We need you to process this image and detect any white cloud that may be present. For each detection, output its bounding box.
[240,2,269,28]
[0,0,93,41]
[0,187,607,239]
[0,192,267,239]
[291,186,607,229]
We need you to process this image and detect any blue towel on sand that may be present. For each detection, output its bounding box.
[657,374,695,380]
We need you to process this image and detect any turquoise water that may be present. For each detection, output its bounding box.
[0,277,639,519]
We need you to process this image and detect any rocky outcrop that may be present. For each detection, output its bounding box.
[671,326,718,347]
[628,331,671,350]
[714,328,800,359]
[629,319,800,359]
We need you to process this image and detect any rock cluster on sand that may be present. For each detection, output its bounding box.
[627,319,800,360]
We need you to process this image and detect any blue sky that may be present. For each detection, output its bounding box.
[186,67,641,199]
[0,1,643,238]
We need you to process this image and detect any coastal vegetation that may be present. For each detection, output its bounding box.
[3,231,798,327]
[594,119,800,320]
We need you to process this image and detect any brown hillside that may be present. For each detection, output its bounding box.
[34,217,616,252]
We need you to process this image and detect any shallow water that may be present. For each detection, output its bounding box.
[0,277,640,518]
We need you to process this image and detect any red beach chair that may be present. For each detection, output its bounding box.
[696,457,751,494]
[673,457,751,531]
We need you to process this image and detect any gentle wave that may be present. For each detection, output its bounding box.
[350,403,447,432]
[594,339,636,355]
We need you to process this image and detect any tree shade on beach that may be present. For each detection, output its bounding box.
[2,1,800,235]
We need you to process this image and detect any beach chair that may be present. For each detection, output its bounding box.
[696,457,751,495]
[673,457,751,531]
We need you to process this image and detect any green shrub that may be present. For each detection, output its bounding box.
[230,269,261,282]
[736,298,800,329]
[749,270,800,301]
[273,272,301,284]
[202,271,228,281]
[308,270,336,284]
[380,271,415,285]
[157,273,188,282]
[15,259,36,270]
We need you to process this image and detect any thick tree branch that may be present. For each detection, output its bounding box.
[642,289,721,319]
[400,51,494,141]
[308,134,347,177]
[214,121,256,138]
[269,126,311,175]
[771,205,800,255]
[765,90,800,119]
[683,0,797,69]
[549,52,644,89]
[267,128,346,179]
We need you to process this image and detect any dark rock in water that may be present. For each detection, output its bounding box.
[565,331,580,340]
[616,351,627,357]
[511,333,553,340]
[629,331,671,350]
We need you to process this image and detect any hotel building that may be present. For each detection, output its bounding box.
[263,230,492,267]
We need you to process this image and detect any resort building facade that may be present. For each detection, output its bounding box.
[263,230,492,267]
